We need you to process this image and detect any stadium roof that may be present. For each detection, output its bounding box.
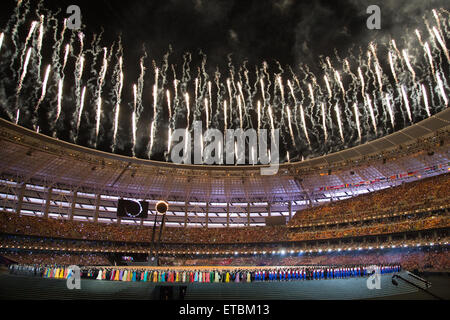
[0,109,449,227]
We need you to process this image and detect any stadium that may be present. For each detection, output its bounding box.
[0,0,449,303]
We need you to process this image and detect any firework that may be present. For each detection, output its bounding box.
[55,78,63,122]
[335,103,344,142]
[321,102,327,142]
[17,47,32,94]
[34,64,51,112]
[353,103,362,141]
[400,85,412,122]
[421,84,430,117]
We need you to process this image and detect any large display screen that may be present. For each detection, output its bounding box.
[117,199,148,218]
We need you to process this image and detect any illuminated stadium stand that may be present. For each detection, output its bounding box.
[0,108,449,230]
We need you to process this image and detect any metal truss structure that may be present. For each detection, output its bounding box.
[0,108,449,228]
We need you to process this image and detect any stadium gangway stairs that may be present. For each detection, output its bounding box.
[403,271,432,290]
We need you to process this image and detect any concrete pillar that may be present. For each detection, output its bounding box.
[43,187,53,218]
[226,202,230,227]
[15,182,26,215]
[205,202,209,228]
[184,202,188,228]
[93,194,101,223]
[267,202,271,217]
[247,203,250,226]
[69,190,77,220]
[288,201,292,221]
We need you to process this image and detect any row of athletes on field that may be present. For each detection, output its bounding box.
[9,264,401,282]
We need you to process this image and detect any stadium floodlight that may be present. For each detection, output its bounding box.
[263,251,266,254]
[155,200,169,214]
[327,248,332,252]
[368,246,372,250]
[234,251,238,255]
[318,249,322,253]
[380,246,384,249]
[347,248,352,251]
[391,245,396,248]
[290,250,294,254]
[430,242,434,246]
[358,247,362,250]
[337,248,341,252]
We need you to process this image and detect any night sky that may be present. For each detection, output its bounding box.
[2,0,446,77]
[0,0,448,162]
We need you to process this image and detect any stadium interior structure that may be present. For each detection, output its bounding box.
[0,108,449,299]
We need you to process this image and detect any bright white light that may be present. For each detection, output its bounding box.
[280,250,286,255]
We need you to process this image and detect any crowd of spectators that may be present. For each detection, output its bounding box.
[2,251,110,266]
[0,173,447,245]
[289,215,449,241]
[1,210,447,245]
[2,242,448,272]
[160,247,449,272]
[1,233,448,259]
[289,173,450,226]
[0,212,289,243]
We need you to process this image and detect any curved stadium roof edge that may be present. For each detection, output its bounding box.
[1,107,449,173]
